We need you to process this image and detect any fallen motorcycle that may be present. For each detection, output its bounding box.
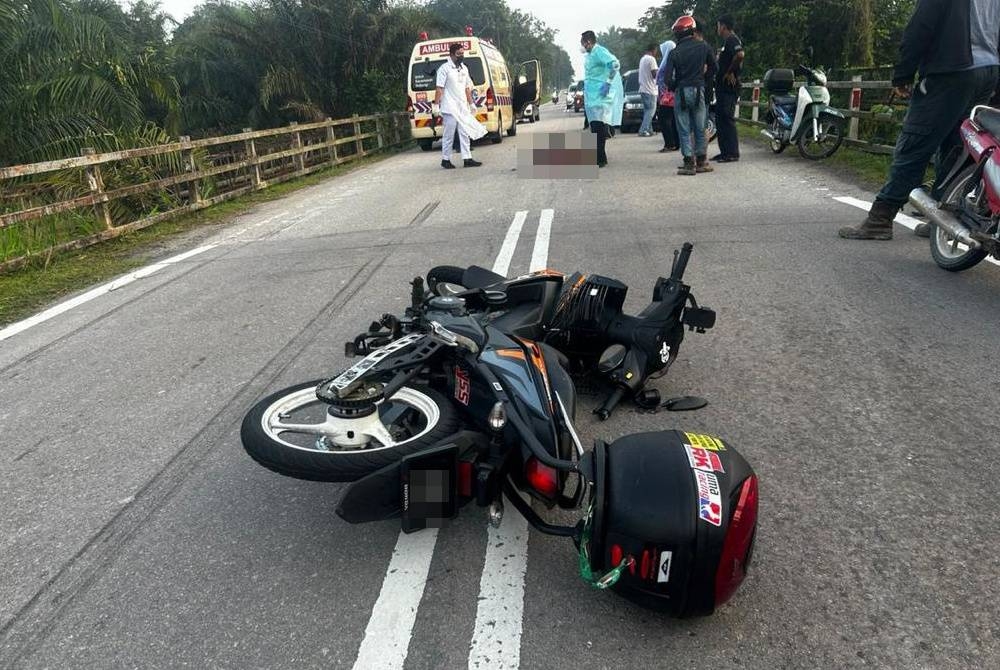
[241,243,758,616]
[909,105,1000,272]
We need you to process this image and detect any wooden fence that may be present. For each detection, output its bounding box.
[737,77,900,154]
[0,112,411,272]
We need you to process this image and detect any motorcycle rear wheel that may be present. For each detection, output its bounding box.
[930,166,990,272]
[241,381,460,482]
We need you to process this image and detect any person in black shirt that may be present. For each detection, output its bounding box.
[713,14,744,162]
[664,15,717,175]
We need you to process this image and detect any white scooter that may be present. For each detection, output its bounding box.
[761,65,846,160]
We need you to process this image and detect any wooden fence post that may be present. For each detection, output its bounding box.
[82,148,113,230]
[244,127,263,190]
[353,114,364,158]
[393,113,402,145]
[849,75,863,141]
[290,122,306,173]
[180,136,201,205]
[751,80,761,123]
[376,115,385,151]
[325,118,339,165]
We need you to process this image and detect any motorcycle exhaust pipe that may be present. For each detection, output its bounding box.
[907,188,981,249]
[761,129,776,141]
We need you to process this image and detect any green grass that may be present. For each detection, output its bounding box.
[737,122,895,189]
[0,148,405,327]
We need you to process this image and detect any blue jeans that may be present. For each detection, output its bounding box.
[639,93,656,134]
[877,66,998,207]
[673,87,707,158]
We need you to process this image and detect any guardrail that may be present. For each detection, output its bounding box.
[737,77,899,154]
[0,112,411,272]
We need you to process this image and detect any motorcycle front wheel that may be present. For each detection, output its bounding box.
[241,381,460,482]
[797,114,844,160]
[930,165,990,272]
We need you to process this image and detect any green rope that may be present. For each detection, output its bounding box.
[577,506,634,590]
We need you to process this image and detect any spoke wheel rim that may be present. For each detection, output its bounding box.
[259,386,440,454]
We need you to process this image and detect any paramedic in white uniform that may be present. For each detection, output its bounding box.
[434,43,483,168]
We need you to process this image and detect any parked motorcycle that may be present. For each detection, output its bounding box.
[762,65,845,160]
[240,244,758,617]
[909,105,1000,271]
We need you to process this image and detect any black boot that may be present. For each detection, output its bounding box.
[838,200,898,240]
[677,156,696,176]
[695,155,714,173]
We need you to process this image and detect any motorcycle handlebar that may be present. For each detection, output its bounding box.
[670,243,693,281]
[594,387,626,422]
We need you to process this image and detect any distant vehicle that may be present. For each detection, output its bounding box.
[406,33,538,150]
[565,84,576,110]
[551,90,560,104]
[620,69,659,134]
[573,80,584,113]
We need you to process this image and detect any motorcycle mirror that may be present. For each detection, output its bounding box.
[598,344,627,373]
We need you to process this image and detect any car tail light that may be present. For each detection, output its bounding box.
[714,475,758,606]
[486,87,496,112]
[525,457,558,498]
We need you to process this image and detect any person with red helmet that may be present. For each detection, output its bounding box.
[662,15,717,175]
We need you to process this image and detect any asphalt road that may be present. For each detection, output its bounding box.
[3,102,1000,669]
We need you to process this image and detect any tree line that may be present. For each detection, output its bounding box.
[0,0,574,166]
[599,1,915,80]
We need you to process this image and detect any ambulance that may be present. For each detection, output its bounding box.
[406,28,540,152]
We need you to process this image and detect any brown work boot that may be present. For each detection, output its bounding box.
[838,200,898,240]
[695,155,714,173]
[678,156,696,176]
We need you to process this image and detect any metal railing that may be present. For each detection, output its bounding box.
[737,77,900,154]
[0,112,412,272]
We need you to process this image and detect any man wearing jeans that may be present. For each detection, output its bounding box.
[663,15,717,175]
[839,0,999,240]
[638,44,659,137]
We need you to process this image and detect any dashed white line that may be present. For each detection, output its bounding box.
[351,529,440,670]
[0,244,216,343]
[833,195,1000,268]
[493,211,528,276]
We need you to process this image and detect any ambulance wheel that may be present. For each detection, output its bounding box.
[492,113,505,143]
[419,139,434,152]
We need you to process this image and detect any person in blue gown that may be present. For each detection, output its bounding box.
[581,30,624,167]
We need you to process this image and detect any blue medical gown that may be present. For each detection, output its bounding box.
[583,44,624,126]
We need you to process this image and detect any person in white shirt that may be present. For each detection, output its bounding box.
[638,43,660,137]
[434,43,484,169]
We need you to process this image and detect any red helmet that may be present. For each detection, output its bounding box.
[672,15,696,38]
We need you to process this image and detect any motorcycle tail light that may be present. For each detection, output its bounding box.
[525,457,559,498]
[714,475,758,606]
[486,87,496,112]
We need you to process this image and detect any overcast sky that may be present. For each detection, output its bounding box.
[155,0,659,79]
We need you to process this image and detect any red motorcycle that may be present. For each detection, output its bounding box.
[910,105,1000,271]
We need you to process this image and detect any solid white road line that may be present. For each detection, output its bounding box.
[468,211,553,669]
[493,211,528,276]
[529,209,554,273]
[0,244,216,343]
[833,195,1000,268]
[467,511,530,670]
[352,529,440,670]
[352,212,533,670]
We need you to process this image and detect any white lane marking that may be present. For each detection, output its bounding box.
[467,511,530,670]
[352,529,440,670]
[492,211,528,276]
[529,209,553,272]
[834,195,1000,268]
[0,244,216,343]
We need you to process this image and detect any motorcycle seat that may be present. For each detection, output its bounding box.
[772,95,797,108]
[974,107,1000,139]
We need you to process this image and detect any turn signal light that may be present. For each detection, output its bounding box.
[525,457,559,498]
[714,475,758,606]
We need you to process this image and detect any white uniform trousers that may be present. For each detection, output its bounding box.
[441,113,472,161]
